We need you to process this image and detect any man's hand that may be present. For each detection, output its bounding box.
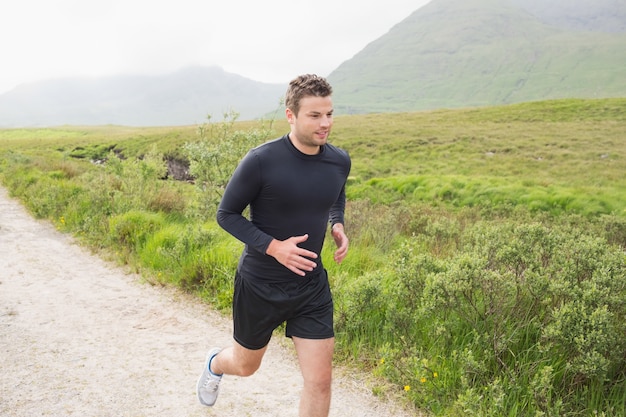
[331,223,349,264]
[266,234,318,276]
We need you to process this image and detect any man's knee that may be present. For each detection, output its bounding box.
[304,371,332,392]
[231,344,265,377]
[234,360,261,377]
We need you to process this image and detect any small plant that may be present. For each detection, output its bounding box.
[183,110,274,219]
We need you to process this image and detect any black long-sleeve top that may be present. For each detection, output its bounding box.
[216,134,351,282]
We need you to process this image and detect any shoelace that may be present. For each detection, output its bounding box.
[202,374,220,392]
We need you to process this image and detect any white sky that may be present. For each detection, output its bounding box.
[0,0,432,94]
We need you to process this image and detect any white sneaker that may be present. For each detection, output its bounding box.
[197,348,222,406]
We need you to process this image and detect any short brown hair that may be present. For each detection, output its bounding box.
[285,74,333,116]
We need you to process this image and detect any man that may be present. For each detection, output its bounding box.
[196,74,351,417]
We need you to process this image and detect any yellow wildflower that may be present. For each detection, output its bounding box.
[420,377,427,383]
[404,385,411,392]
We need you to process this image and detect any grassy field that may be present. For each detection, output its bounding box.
[1,98,625,416]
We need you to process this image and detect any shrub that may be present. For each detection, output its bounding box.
[108,210,166,251]
[347,220,626,415]
[183,112,273,219]
[103,146,168,213]
[139,223,237,308]
[146,184,186,214]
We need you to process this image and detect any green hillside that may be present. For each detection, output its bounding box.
[329,0,626,113]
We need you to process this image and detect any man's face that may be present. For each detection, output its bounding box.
[287,95,334,155]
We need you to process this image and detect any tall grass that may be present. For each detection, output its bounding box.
[1,98,625,416]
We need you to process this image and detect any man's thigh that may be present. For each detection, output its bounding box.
[292,336,334,382]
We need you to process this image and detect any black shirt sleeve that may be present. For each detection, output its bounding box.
[216,148,274,256]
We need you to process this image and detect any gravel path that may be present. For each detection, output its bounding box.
[0,186,417,417]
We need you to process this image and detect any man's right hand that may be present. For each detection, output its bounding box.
[266,234,318,276]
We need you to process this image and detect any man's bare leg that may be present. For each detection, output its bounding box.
[293,336,334,417]
[211,341,268,377]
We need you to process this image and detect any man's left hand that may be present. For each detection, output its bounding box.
[331,223,349,264]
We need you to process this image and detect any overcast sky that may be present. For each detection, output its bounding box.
[0,0,432,94]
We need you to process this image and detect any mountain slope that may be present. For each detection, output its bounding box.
[0,67,286,127]
[512,0,626,32]
[2,0,625,126]
[328,0,626,113]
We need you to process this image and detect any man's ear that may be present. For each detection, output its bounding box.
[285,107,295,123]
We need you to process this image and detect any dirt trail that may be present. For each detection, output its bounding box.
[0,187,416,417]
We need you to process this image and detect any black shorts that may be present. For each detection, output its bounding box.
[232,269,334,350]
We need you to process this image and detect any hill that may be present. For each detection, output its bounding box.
[0,67,285,127]
[328,0,626,113]
[1,0,624,126]
[513,0,626,32]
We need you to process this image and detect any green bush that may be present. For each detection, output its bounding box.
[139,223,238,308]
[146,183,187,214]
[108,210,166,250]
[183,112,273,219]
[344,221,626,415]
[102,146,168,214]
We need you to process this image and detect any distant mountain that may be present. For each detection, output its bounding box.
[0,67,286,127]
[512,0,626,33]
[2,0,625,127]
[328,0,626,113]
